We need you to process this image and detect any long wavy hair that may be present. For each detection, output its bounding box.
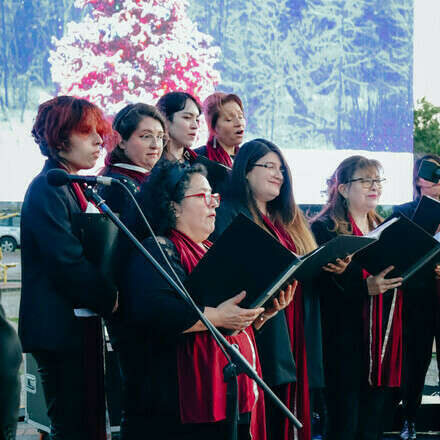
[311,155,383,234]
[231,138,316,255]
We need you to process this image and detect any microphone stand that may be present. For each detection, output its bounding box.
[84,187,302,440]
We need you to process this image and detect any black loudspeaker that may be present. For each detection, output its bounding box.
[24,340,123,433]
[23,353,50,431]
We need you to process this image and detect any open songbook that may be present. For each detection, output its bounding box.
[354,215,440,281]
[412,195,440,235]
[186,214,377,309]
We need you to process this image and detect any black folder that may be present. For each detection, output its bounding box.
[412,195,440,235]
[72,213,120,284]
[354,215,440,281]
[186,214,376,310]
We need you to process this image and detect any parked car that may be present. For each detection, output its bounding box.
[0,213,20,253]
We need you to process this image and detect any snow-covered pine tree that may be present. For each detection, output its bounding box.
[49,0,221,114]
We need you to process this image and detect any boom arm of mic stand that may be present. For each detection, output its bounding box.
[85,188,303,431]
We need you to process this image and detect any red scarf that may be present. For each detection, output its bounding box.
[168,229,266,440]
[205,134,239,167]
[261,215,311,440]
[183,146,198,162]
[71,181,89,212]
[349,216,402,387]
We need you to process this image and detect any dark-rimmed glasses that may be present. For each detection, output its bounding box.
[183,192,221,207]
[347,177,386,189]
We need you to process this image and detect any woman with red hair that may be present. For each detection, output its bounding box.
[18,96,118,440]
[195,92,246,167]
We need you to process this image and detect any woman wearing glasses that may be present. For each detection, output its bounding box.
[101,103,167,214]
[195,92,246,167]
[311,155,403,440]
[213,139,324,440]
[392,154,440,440]
[117,160,291,440]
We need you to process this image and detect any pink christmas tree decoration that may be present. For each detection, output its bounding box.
[49,0,221,114]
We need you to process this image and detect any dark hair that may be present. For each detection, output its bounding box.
[140,160,207,235]
[105,103,167,166]
[413,153,440,199]
[231,138,316,254]
[203,92,244,132]
[32,95,112,159]
[156,92,201,122]
[311,155,383,234]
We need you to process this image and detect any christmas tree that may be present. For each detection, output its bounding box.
[49,0,221,114]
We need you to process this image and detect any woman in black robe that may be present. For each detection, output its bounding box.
[311,155,403,440]
[213,139,326,440]
[18,96,117,440]
[117,160,293,440]
[100,103,167,214]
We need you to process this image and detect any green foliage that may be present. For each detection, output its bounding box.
[413,97,440,155]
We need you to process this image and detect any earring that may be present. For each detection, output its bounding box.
[213,137,217,149]
[343,198,348,208]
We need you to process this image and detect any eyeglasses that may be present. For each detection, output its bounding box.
[183,192,221,207]
[253,162,286,175]
[347,177,386,189]
[142,134,169,146]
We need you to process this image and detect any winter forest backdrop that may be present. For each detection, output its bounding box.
[0,0,414,202]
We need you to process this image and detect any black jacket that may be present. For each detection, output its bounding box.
[117,236,200,422]
[213,198,324,388]
[99,167,144,215]
[392,200,437,320]
[311,215,370,390]
[18,159,117,352]
[392,199,437,290]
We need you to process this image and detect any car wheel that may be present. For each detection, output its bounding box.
[0,237,17,253]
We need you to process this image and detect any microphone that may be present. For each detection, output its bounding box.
[47,169,114,187]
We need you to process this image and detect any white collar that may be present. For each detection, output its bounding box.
[113,163,149,174]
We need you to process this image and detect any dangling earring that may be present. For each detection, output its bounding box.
[213,137,217,149]
[343,197,348,208]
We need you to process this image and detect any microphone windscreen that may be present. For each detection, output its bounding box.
[47,169,70,187]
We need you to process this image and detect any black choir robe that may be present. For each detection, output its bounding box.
[18,159,117,353]
[213,197,324,390]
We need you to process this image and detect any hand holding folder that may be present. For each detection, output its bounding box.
[186,214,377,310]
[354,215,440,282]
